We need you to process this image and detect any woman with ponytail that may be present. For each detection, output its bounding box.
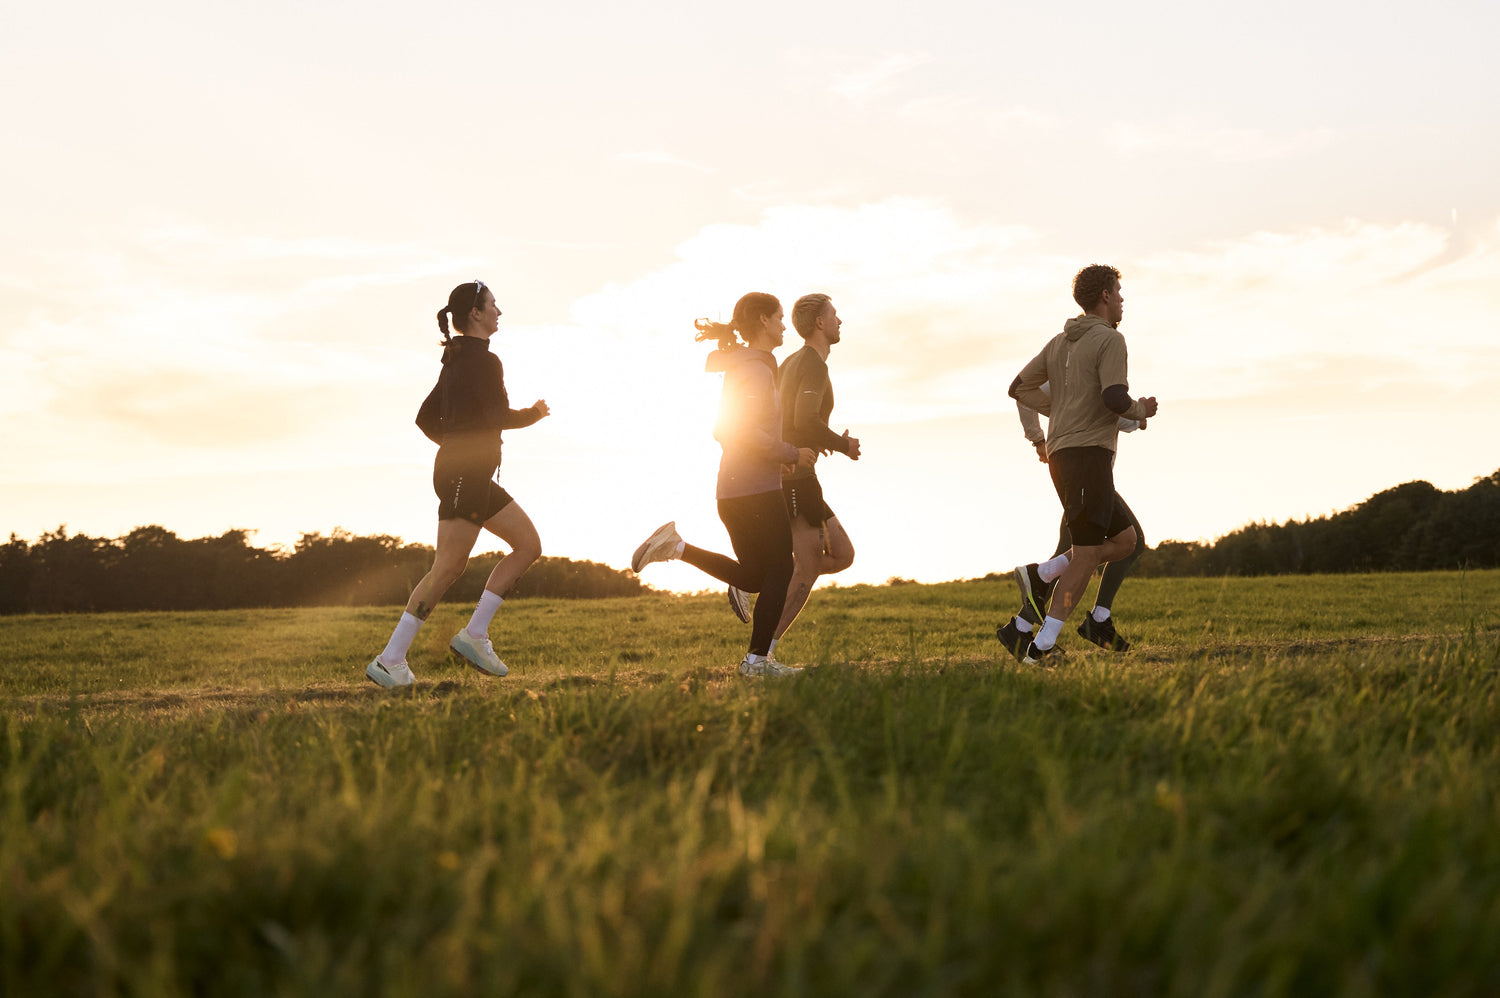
[366,280,550,688]
[630,292,815,677]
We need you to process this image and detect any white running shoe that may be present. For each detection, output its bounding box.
[366,657,415,688]
[450,630,508,676]
[631,521,682,573]
[727,586,752,623]
[738,654,803,678]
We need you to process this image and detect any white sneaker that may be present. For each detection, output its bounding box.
[631,521,682,573]
[727,586,752,623]
[450,630,508,676]
[366,657,415,688]
[738,654,803,678]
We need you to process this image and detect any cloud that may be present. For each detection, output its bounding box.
[828,52,933,106]
[1133,217,1500,400]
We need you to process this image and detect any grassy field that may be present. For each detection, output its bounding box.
[2,570,1499,996]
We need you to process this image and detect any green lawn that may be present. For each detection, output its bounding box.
[2,571,1498,996]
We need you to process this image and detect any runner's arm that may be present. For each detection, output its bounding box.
[1009,349,1052,415]
[787,363,849,454]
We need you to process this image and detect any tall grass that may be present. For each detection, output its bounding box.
[2,571,1498,995]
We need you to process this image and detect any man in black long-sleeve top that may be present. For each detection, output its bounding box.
[758,293,861,659]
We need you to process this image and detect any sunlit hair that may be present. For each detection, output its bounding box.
[436,281,489,345]
[693,291,781,350]
[790,293,832,340]
[1072,264,1121,311]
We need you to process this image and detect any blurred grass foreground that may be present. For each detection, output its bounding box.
[2,571,1499,996]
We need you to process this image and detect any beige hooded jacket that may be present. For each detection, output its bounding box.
[1011,314,1148,455]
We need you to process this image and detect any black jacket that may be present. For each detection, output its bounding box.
[431,336,541,466]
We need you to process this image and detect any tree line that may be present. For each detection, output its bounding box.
[0,527,645,614]
[4,468,1496,613]
[1136,469,1500,577]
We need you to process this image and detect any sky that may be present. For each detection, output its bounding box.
[3,0,1498,592]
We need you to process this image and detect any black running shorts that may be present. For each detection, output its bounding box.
[1047,446,1130,546]
[782,475,834,527]
[434,459,514,525]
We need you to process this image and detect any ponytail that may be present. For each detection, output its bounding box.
[694,318,738,350]
[436,279,488,350]
[694,291,781,353]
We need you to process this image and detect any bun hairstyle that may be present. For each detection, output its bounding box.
[693,291,781,350]
[436,280,489,346]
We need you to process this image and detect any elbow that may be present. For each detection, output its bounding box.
[1007,375,1024,400]
[1101,384,1133,416]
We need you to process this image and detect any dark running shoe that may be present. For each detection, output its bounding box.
[996,618,1026,660]
[1021,636,1061,668]
[1012,563,1055,621]
[1077,614,1131,652]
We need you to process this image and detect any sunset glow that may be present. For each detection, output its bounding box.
[4,1,1497,590]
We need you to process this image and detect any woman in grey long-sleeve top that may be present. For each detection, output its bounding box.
[630,292,816,677]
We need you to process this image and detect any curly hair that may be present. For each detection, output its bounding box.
[1072,264,1121,311]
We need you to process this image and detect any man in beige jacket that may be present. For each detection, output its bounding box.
[1006,264,1158,665]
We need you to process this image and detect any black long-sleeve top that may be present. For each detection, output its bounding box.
[777,345,850,481]
[434,335,542,467]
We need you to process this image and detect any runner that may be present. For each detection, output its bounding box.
[631,292,816,677]
[1005,264,1157,665]
[366,280,550,688]
[996,382,1144,658]
[753,293,860,662]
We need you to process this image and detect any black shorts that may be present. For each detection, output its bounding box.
[434,461,514,525]
[1048,446,1130,546]
[783,475,834,527]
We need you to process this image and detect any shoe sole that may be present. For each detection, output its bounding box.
[728,587,751,623]
[1013,565,1049,621]
[1077,623,1130,652]
[366,661,412,688]
[632,522,677,573]
[450,643,508,677]
[1021,640,1059,668]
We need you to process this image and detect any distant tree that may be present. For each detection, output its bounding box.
[0,525,646,613]
[0,534,32,614]
[1137,468,1500,577]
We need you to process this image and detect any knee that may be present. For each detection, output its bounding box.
[433,559,467,586]
[513,535,542,566]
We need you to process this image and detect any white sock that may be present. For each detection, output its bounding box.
[466,591,504,637]
[1034,615,1065,650]
[1038,554,1070,583]
[1092,606,1111,622]
[744,652,766,664]
[381,612,423,665]
[768,638,779,657]
[673,540,686,558]
[1014,616,1033,633]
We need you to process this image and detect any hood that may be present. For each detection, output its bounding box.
[1063,314,1115,341]
[704,344,776,374]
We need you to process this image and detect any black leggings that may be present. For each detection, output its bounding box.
[1051,491,1144,611]
[680,490,794,656]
